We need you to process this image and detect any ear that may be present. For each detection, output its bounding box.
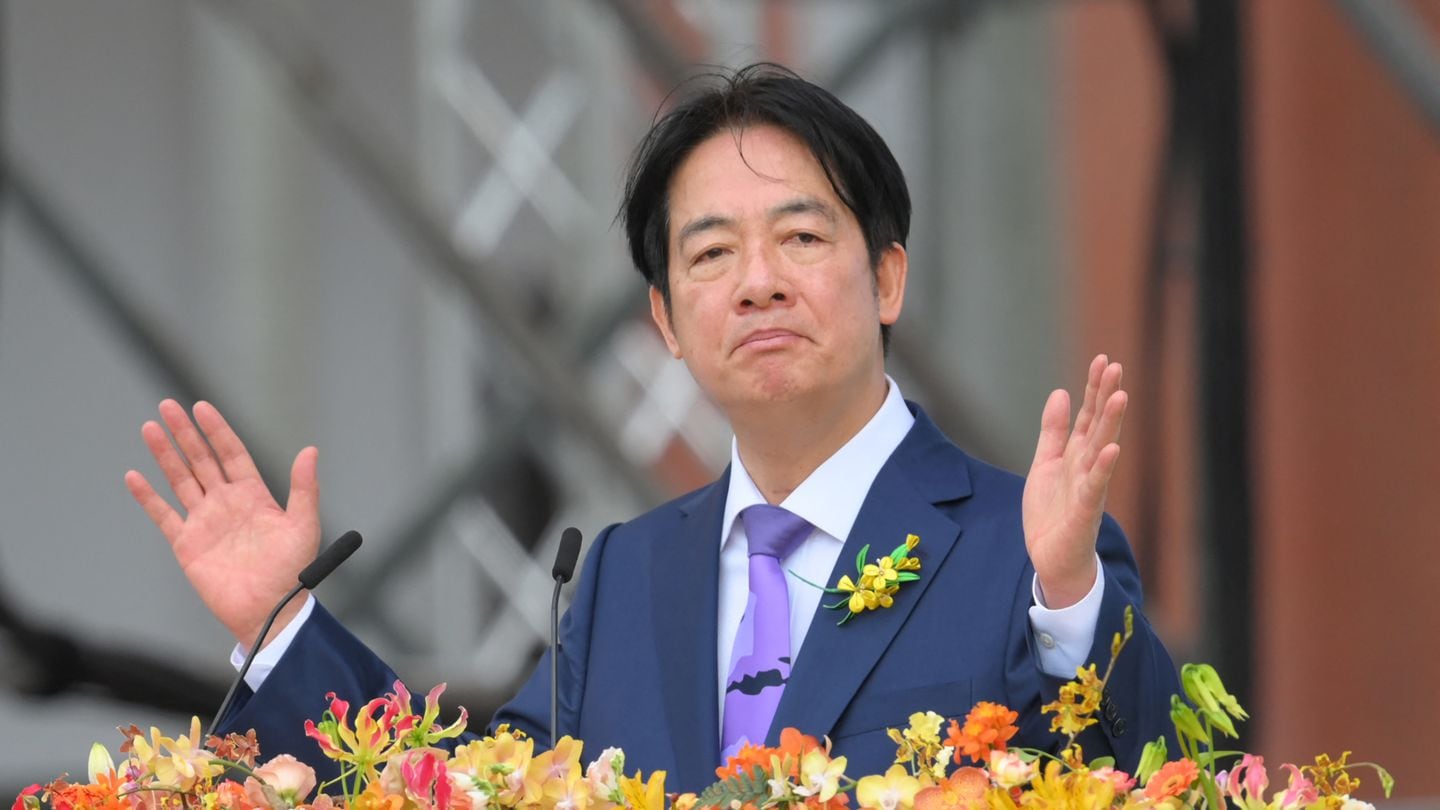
[875,242,908,326]
[649,285,683,358]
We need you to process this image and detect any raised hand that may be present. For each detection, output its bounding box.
[125,400,321,647]
[1022,355,1127,609]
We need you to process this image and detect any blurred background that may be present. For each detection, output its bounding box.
[0,0,1436,804]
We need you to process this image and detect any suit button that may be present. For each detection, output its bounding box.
[1104,703,1118,722]
[1112,718,1126,736]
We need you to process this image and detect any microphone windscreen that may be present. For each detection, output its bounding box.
[298,530,363,590]
[552,527,582,583]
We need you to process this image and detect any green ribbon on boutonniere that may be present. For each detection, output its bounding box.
[793,533,922,625]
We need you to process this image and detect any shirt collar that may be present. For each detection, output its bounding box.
[722,376,915,548]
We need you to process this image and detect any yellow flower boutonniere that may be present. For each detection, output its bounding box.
[795,533,921,625]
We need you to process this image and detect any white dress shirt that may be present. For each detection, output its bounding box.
[238,378,1105,712]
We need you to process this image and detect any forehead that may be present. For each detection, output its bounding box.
[666,125,845,233]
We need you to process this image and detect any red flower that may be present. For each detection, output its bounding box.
[12,785,41,810]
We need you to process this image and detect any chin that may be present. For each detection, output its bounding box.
[731,366,821,408]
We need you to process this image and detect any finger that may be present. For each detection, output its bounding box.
[1080,442,1122,510]
[285,446,320,519]
[193,401,264,483]
[124,470,185,544]
[1082,390,1128,470]
[158,399,227,490]
[1030,389,1070,470]
[141,419,205,511]
[1072,354,1108,438]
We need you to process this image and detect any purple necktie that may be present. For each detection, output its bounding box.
[721,504,813,759]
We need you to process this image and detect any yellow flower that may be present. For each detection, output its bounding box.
[864,557,902,587]
[906,712,944,749]
[128,717,224,791]
[1304,752,1362,798]
[795,751,848,803]
[1020,761,1115,810]
[838,574,899,614]
[525,736,586,807]
[1041,665,1103,737]
[857,764,923,810]
[450,727,535,806]
[617,770,665,810]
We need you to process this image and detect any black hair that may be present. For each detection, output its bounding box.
[620,63,910,350]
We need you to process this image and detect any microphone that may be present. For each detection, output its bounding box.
[208,530,363,735]
[549,527,582,745]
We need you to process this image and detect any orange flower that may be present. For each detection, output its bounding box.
[913,768,990,810]
[1143,758,1199,802]
[945,703,1018,765]
[715,742,778,779]
[779,728,824,771]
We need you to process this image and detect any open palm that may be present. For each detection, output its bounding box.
[125,399,321,646]
[1021,355,1126,609]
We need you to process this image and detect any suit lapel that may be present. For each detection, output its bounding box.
[768,407,971,743]
[650,474,725,790]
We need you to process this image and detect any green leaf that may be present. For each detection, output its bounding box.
[855,544,871,573]
[1088,756,1115,770]
[888,543,908,564]
[896,572,920,582]
[697,765,773,809]
[824,598,849,611]
[1192,750,1245,768]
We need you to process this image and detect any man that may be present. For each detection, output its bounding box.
[126,64,1179,792]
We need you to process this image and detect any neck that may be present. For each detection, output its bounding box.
[731,374,889,504]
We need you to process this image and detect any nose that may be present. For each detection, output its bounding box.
[734,245,789,311]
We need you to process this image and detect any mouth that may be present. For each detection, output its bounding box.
[735,328,802,353]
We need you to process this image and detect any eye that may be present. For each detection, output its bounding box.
[789,232,821,245]
[695,246,727,264]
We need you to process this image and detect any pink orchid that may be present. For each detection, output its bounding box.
[1091,766,1136,793]
[399,750,453,810]
[1275,763,1320,807]
[390,681,470,748]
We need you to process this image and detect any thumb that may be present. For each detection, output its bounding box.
[286,446,320,519]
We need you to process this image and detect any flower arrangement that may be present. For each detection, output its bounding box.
[13,610,1392,810]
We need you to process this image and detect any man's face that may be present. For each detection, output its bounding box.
[649,125,906,416]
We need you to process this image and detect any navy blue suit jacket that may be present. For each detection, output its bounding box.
[220,404,1180,792]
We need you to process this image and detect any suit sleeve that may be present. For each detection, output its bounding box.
[215,601,407,784]
[214,523,616,779]
[1006,513,1181,771]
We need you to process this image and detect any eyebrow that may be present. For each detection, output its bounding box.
[768,197,838,224]
[675,197,838,251]
[676,214,734,251]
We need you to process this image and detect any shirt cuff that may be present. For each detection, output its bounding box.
[228,594,317,693]
[1027,557,1104,679]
